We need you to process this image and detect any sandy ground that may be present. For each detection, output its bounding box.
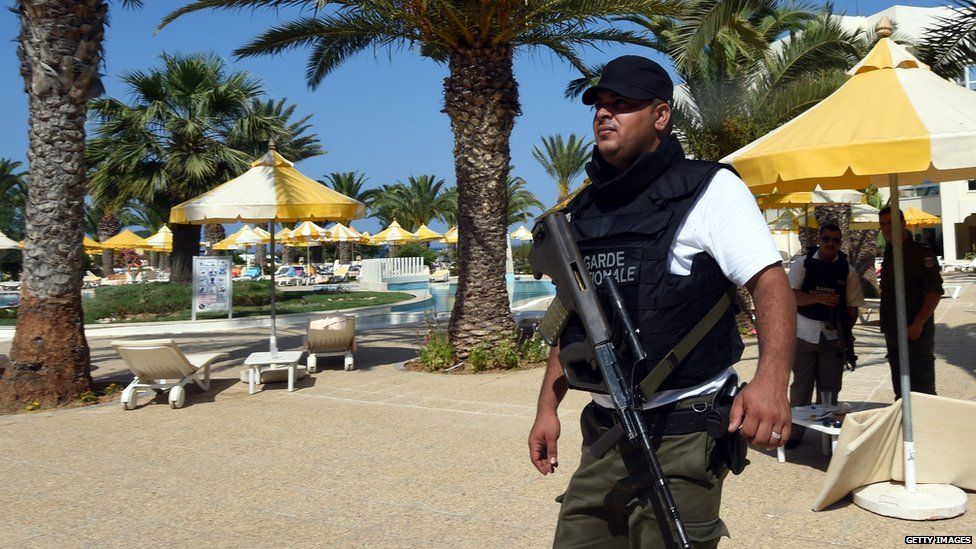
[1,275,974,548]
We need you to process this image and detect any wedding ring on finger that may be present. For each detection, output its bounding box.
[770,431,783,440]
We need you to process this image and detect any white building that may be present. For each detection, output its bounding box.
[838,6,976,264]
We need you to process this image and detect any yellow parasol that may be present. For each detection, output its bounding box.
[100,229,149,250]
[82,236,102,252]
[372,220,417,244]
[901,207,940,227]
[510,225,534,241]
[441,226,458,245]
[722,35,976,513]
[411,224,443,242]
[144,225,173,252]
[325,222,363,242]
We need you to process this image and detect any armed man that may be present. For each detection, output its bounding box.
[785,223,864,449]
[527,55,796,547]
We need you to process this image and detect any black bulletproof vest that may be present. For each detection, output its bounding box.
[798,250,849,321]
[558,159,744,392]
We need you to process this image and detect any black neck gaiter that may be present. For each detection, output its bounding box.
[584,134,685,205]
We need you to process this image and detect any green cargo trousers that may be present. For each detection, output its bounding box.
[553,401,730,548]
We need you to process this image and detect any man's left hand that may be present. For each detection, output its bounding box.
[907,321,924,340]
[728,376,791,450]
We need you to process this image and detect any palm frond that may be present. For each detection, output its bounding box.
[918,0,976,80]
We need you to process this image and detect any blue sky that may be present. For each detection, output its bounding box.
[0,1,946,235]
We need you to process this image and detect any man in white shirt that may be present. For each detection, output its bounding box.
[786,223,864,448]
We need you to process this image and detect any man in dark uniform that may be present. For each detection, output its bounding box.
[879,206,943,397]
[527,55,795,548]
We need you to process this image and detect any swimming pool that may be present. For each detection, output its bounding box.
[390,278,555,314]
[0,294,17,307]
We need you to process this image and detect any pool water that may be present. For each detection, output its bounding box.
[391,278,555,314]
[0,294,17,307]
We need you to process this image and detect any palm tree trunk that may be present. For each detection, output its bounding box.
[444,45,518,358]
[338,242,352,264]
[1,0,106,411]
[169,223,199,283]
[97,211,120,276]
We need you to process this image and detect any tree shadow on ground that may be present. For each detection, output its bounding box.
[934,321,976,382]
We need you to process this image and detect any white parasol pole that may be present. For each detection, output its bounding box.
[268,221,277,356]
[888,174,916,491]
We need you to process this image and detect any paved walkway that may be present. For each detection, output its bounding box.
[1,276,974,547]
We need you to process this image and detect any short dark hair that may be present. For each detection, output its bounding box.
[819,223,841,235]
[878,205,902,218]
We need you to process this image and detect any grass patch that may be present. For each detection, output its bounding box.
[0,281,413,325]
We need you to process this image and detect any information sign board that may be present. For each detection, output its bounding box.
[192,256,233,320]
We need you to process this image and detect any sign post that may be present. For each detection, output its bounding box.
[192,256,233,321]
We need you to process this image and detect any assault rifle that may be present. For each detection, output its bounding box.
[529,212,693,549]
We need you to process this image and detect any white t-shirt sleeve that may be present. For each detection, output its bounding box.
[788,256,807,289]
[846,267,866,307]
[671,169,783,286]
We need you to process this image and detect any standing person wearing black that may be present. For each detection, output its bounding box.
[527,55,796,548]
[879,206,943,397]
[785,223,864,448]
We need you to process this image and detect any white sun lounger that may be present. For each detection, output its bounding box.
[305,315,355,372]
[111,339,228,409]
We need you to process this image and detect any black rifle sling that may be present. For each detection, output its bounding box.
[638,285,737,401]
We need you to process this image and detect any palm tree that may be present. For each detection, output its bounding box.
[162,0,674,357]
[374,175,455,232]
[507,175,544,226]
[567,2,866,160]
[321,171,375,262]
[1,0,143,411]
[0,159,28,240]
[531,134,592,200]
[918,0,976,80]
[86,52,322,283]
[232,97,326,160]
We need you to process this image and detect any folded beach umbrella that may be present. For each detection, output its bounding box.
[510,225,534,241]
[723,34,976,517]
[144,225,173,252]
[412,224,443,242]
[100,229,149,250]
[169,146,366,355]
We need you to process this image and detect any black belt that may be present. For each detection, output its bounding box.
[587,401,711,458]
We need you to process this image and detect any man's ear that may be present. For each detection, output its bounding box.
[653,101,671,133]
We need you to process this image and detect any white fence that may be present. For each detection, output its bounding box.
[360,257,428,285]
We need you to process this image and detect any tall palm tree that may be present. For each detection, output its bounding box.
[918,0,976,80]
[506,175,544,226]
[374,175,455,231]
[1,0,142,412]
[531,134,592,200]
[232,97,326,160]
[162,0,674,356]
[86,52,322,283]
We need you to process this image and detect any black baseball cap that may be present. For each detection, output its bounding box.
[581,55,674,105]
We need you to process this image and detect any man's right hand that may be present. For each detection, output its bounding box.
[529,412,561,475]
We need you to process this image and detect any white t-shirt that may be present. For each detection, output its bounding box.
[591,168,783,409]
[788,250,866,344]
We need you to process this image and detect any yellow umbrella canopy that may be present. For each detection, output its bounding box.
[144,225,173,252]
[901,206,940,227]
[510,225,534,241]
[358,231,376,245]
[214,225,269,250]
[82,236,102,252]
[441,226,458,244]
[170,148,366,224]
[723,38,976,193]
[757,188,864,209]
[273,226,295,244]
[798,204,882,230]
[290,220,326,242]
[372,220,417,244]
[325,222,363,242]
[100,229,149,250]
[412,223,443,242]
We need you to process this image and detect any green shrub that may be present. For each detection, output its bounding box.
[396,242,438,267]
[491,337,521,370]
[232,280,283,306]
[418,332,454,372]
[519,333,548,363]
[84,280,284,321]
[468,345,490,372]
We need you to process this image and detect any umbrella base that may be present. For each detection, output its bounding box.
[853,481,967,520]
